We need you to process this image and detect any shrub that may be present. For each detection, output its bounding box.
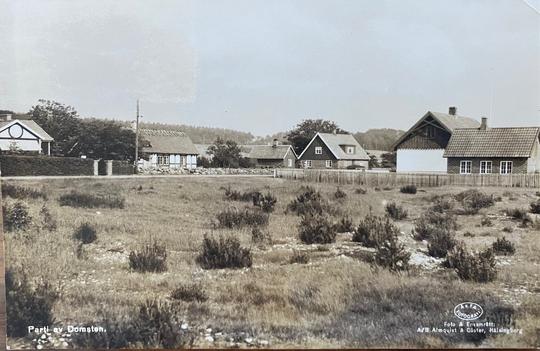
[73,222,97,244]
[2,183,47,200]
[427,229,457,258]
[298,214,337,244]
[431,198,454,213]
[505,208,530,220]
[455,189,494,214]
[480,215,492,227]
[353,214,398,248]
[385,201,408,220]
[129,241,168,273]
[287,186,325,216]
[216,207,269,228]
[334,216,354,233]
[492,237,516,256]
[196,235,252,269]
[374,234,410,272]
[252,192,277,213]
[355,188,367,194]
[290,250,310,264]
[6,268,58,337]
[446,244,497,283]
[502,225,514,233]
[251,226,272,245]
[400,185,417,194]
[39,204,57,231]
[170,283,208,302]
[413,210,458,240]
[72,299,194,349]
[59,191,125,209]
[529,199,540,214]
[463,231,475,237]
[3,201,32,231]
[334,187,347,199]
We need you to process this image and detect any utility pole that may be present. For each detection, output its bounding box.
[135,99,140,165]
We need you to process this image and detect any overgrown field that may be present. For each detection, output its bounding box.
[3,177,540,349]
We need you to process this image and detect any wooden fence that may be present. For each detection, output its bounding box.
[274,169,540,188]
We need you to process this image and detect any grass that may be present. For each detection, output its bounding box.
[4,177,539,348]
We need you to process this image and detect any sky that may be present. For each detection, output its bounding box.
[0,0,538,136]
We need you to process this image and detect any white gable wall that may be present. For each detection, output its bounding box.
[396,149,447,173]
[527,139,540,173]
[0,124,42,152]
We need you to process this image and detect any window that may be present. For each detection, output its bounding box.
[500,161,513,174]
[304,160,312,168]
[480,161,492,174]
[460,160,471,174]
[346,146,355,154]
[325,160,332,168]
[157,155,170,165]
[426,126,436,138]
[315,146,322,155]
[288,158,293,167]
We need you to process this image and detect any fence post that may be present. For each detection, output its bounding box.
[106,160,113,176]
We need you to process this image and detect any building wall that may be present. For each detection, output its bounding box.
[299,136,338,161]
[0,139,41,152]
[283,148,297,168]
[395,117,451,150]
[145,153,197,169]
[447,157,529,174]
[527,139,540,173]
[396,149,447,173]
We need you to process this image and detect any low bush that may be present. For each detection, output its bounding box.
[73,222,97,244]
[334,216,354,233]
[504,208,530,221]
[58,191,125,209]
[290,251,310,264]
[72,299,194,349]
[427,229,457,258]
[446,244,497,283]
[6,268,58,337]
[413,210,458,240]
[480,215,493,227]
[287,186,325,216]
[3,201,32,231]
[353,214,399,248]
[431,198,454,213]
[455,189,494,214]
[216,207,269,228]
[400,184,417,194]
[385,201,408,220]
[252,192,277,213]
[2,183,47,200]
[251,226,272,245]
[170,283,208,302]
[334,187,347,199]
[529,199,540,214]
[492,237,516,256]
[196,235,252,269]
[129,241,168,273]
[39,205,57,231]
[502,225,514,233]
[374,234,410,272]
[355,188,367,194]
[298,214,337,244]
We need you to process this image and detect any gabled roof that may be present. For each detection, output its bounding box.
[141,129,199,155]
[444,127,540,158]
[0,119,54,141]
[392,111,480,150]
[248,144,297,160]
[443,127,540,157]
[299,132,370,160]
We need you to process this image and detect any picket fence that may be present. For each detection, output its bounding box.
[274,169,540,188]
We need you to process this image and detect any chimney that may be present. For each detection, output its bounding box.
[272,139,279,147]
[480,117,488,130]
[448,106,457,116]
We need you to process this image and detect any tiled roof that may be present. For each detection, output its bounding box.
[444,127,540,158]
[141,129,198,155]
[248,145,295,160]
[430,112,480,131]
[317,133,370,160]
[0,119,54,141]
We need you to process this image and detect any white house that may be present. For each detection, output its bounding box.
[391,107,479,173]
[0,114,54,154]
[139,129,198,169]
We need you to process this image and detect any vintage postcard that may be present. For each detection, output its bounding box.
[1,0,539,349]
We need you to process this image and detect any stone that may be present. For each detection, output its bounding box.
[245,337,253,344]
[259,340,269,346]
[37,345,43,350]
[205,336,214,343]
[181,323,188,330]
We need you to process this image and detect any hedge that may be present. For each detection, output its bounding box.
[112,160,136,175]
[0,155,95,176]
